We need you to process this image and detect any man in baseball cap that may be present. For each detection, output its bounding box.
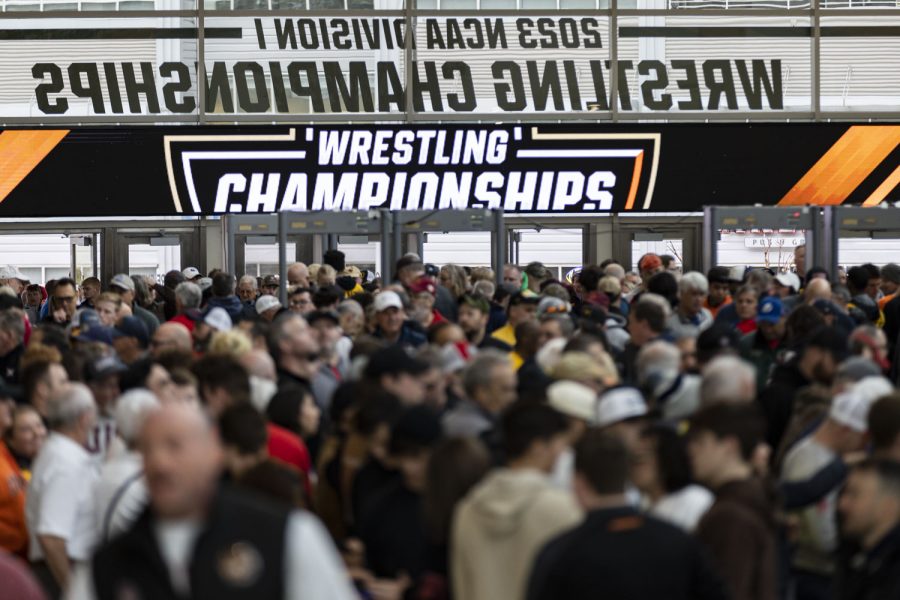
[112,316,150,365]
[181,267,202,282]
[255,295,282,322]
[488,291,539,351]
[596,386,648,451]
[261,275,280,297]
[0,266,28,295]
[781,388,874,592]
[372,291,426,348]
[408,275,446,329]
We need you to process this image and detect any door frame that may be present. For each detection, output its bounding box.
[107,225,206,283]
[611,215,703,272]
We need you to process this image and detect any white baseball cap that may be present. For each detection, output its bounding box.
[255,295,282,314]
[775,272,801,293]
[548,381,598,424]
[373,291,403,313]
[0,266,26,281]
[110,273,135,293]
[596,387,648,428]
[852,376,894,404]
[182,267,201,280]
[203,307,233,332]
[829,390,872,433]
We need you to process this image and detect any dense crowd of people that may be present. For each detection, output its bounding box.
[0,246,900,599]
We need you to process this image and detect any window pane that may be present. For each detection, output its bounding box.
[616,15,811,113]
[820,16,900,112]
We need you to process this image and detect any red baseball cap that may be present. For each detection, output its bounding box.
[408,276,437,296]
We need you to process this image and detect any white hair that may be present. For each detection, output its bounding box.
[115,389,160,447]
[337,299,364,318]
[604,263,626,280]
[472,280,495,299]
[536,337,568,374]
[636,341,681,392]
[636,293,673,318]
[238,275,258,289]
[174,281,202,309]
[679,271,709,295]
[47,382,96,430]
[249,376,278,413]
[701,356,757,406]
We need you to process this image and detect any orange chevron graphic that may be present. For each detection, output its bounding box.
[0,130,69,205]
[862,164,900,207]
[779,125,900,207]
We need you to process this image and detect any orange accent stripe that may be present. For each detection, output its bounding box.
[862,165,900,207]
[0,130,69,204]
[779,126,900,206]
[625,150,644,211]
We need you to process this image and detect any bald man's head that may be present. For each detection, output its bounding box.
[288,262,310,288]
[152,322,193,359]
[239,348,277,381]
[139,403,223,519]
[805,278,832,305]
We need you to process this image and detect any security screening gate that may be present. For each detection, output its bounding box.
[702,206,826,276]
[226,209,506,305]
[827,206,900,279]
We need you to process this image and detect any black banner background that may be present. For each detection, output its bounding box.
[0,123,897,217]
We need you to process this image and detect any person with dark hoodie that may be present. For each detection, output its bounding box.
[205,272,253,324]
[528,430,728,600]
[152,270,184,322]
[846,265,881,325]
[759,327,846,450]
[687,403,777,600]
[358,405,442,584]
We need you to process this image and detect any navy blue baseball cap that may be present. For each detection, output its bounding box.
[76,326,115,346]
[112,316,150,348]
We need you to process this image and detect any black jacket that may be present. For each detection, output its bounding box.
[835,526,900,600]
[759,360,811,450]
[91,488,288,600]
[527,507,728,600]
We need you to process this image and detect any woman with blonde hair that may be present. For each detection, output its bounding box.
[439,264,469,300]
[207,329,253,359]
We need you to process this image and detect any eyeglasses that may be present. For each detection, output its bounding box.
[300,352,321,362]
[55,296,76,303]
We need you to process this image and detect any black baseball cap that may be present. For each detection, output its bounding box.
[806,326,849,361]
[112,316,150,349]
[365,346,430,379]
[508,291,540,307]
[389,405,442,456]
[696,323,741,364]
[87,355,128,381]
[306,310,340,326]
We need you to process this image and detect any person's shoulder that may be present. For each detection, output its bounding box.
[531,485,580,517]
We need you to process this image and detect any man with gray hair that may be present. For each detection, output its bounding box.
[170,281,202,332]
[26,382,98,595]
[636,340,701,420]
[700,355,757,407]
[237,275,258,306]
[443,350,517,439]
[93,389,159,543]
[668,272,713,338]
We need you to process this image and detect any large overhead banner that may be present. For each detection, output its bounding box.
[0,15,838,117]
[0,124,897,217]
[23,17,785,115]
